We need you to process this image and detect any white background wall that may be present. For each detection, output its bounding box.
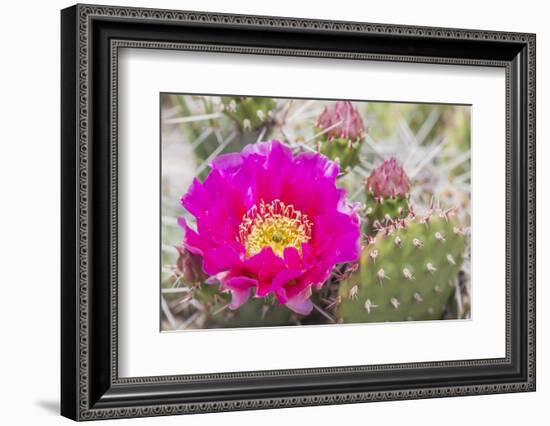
[0,0,546,424]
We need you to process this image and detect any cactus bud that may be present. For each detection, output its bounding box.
[365,158,411,230]
[316,101,365,141]
[366,158,411,199]
[316,101,366,171]
[175,245,206,285]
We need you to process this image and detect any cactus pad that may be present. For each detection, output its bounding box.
[337,211,468,323]
[221,96,276,131]
[365,194,410,230]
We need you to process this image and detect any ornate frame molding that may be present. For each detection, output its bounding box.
[61,4,535,421]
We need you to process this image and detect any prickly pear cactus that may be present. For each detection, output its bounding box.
[221,96,276,131]
[337,211,468,323]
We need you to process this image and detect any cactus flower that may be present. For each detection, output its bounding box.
[366,158,411,199]
[179,140,361,315]
[315,101,366,171]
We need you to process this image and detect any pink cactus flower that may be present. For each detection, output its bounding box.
[316,101,366,141]
[366,158,411,198]
[179,140,361,315]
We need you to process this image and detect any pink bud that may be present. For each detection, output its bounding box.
[175,245,206,284]
[366,158,411,198]
[317,101,366,141]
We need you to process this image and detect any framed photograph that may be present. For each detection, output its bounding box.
[61,4,536,421]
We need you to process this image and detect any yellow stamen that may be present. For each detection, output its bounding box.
[239,200,312,258]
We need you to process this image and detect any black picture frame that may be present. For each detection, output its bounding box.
[61,4,536,421]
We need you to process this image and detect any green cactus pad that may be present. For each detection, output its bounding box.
[337,212,467,323]
[221,96,276,131]
[365,194,410,233]
[318,137,362,171]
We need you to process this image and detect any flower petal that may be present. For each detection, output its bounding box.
[285,286,313,315]
[225,276,258,310]
[271,269,302,304]
[202,244,242,275]
[179,217,207,256]
[283,247,302,270]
